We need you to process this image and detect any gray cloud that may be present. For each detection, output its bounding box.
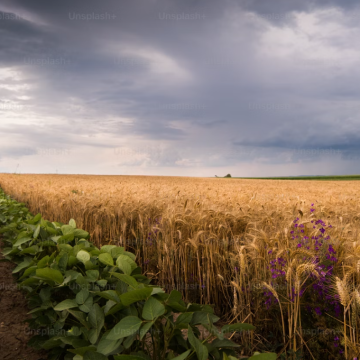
[1,0,360,175]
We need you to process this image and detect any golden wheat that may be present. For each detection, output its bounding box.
[1,173,360,356]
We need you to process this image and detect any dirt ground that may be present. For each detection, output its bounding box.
[0,241,47,360]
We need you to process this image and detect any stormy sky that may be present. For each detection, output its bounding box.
[1,0,360,176]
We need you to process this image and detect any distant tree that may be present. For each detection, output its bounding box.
[224,174,232,178]
[215,175,218,177]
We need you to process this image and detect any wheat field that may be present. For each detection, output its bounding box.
[1,173,360,357]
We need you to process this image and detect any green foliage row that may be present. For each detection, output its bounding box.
[0,189,276,360]
[229,175,360,181]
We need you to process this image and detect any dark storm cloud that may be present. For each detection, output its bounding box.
[1,0,360,174]
[241,0,360,14]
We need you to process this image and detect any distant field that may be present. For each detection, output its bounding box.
[232,174,360,180]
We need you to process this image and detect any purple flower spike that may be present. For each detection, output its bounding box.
[314,307,322,315]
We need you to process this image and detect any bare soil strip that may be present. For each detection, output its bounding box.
[0,241,46,360]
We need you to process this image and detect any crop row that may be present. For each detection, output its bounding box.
[0,188,275,360]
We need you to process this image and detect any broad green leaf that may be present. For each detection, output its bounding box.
[222,354,236,360]
[100,245,117,253]
[19,265,37,280]
[94,290,120,303]
[46,225,57,235]
[37,255,50,269]
[107,316,142,340]
[2,247,20,256]
[74,228,90,239]
[131,276,151,285]
[51,221,61,228]
[58,253,69,272]
[33,224,40,239]
[57,233,74,243]
[76,289,90,304]
[248,353,277,360]
[123,251,136,261]
[97,279,108,288]
[139,321,154,340]
[68,309,90,328]
[27,307,44,314]
[68,255,78,267]
[54,335,76,346]
[83,350,108,360]
[111,247,125,258]
[99,253,114,266]
[41,338,63,349]
[116,258,131,275]
[190,311,220,326]
[221,322,255,334]
[88,304,105,344]
[36,267,64,284]
[123,333,137,349]
[90,248,101,256]
[20,277,39,287]
[104,300,116,315]
[86,269,99,282]
[61,224,75,236]
[109,272,138,289]
[59,243,73,252]
[97,333,123,355]
[68,346,96,355]
[77,250,91,264]
[167,290,182,302]
[65,269,80,280]
[164,290,186,312]
[51,235,61,243]
[203,324,224,341]
[188,325,208,360]
[170,350,191,360]
[69,218,77,228]
[74,244,86,255]
[175,312,193,326]
[85,260,98,270]
[39,240,56,247]
[76,273,90,288]
[105,303,126,316]
[66,326,82,337]
[113,356,147,360]
[1,247,14,256]
[54,299,78,311]
[79,239,91,247]
[79,295,93,313]
[150,287,164,295]
[211,338,240,348]
[166,300,187,312]
[30,213,42,223]
[13,236,32,247]
[12,257,33,273]
[142,296,165,320]
[116,255,136,275]
[187,304,210,312]
[119,287,152,307]
[39,287,52,302]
